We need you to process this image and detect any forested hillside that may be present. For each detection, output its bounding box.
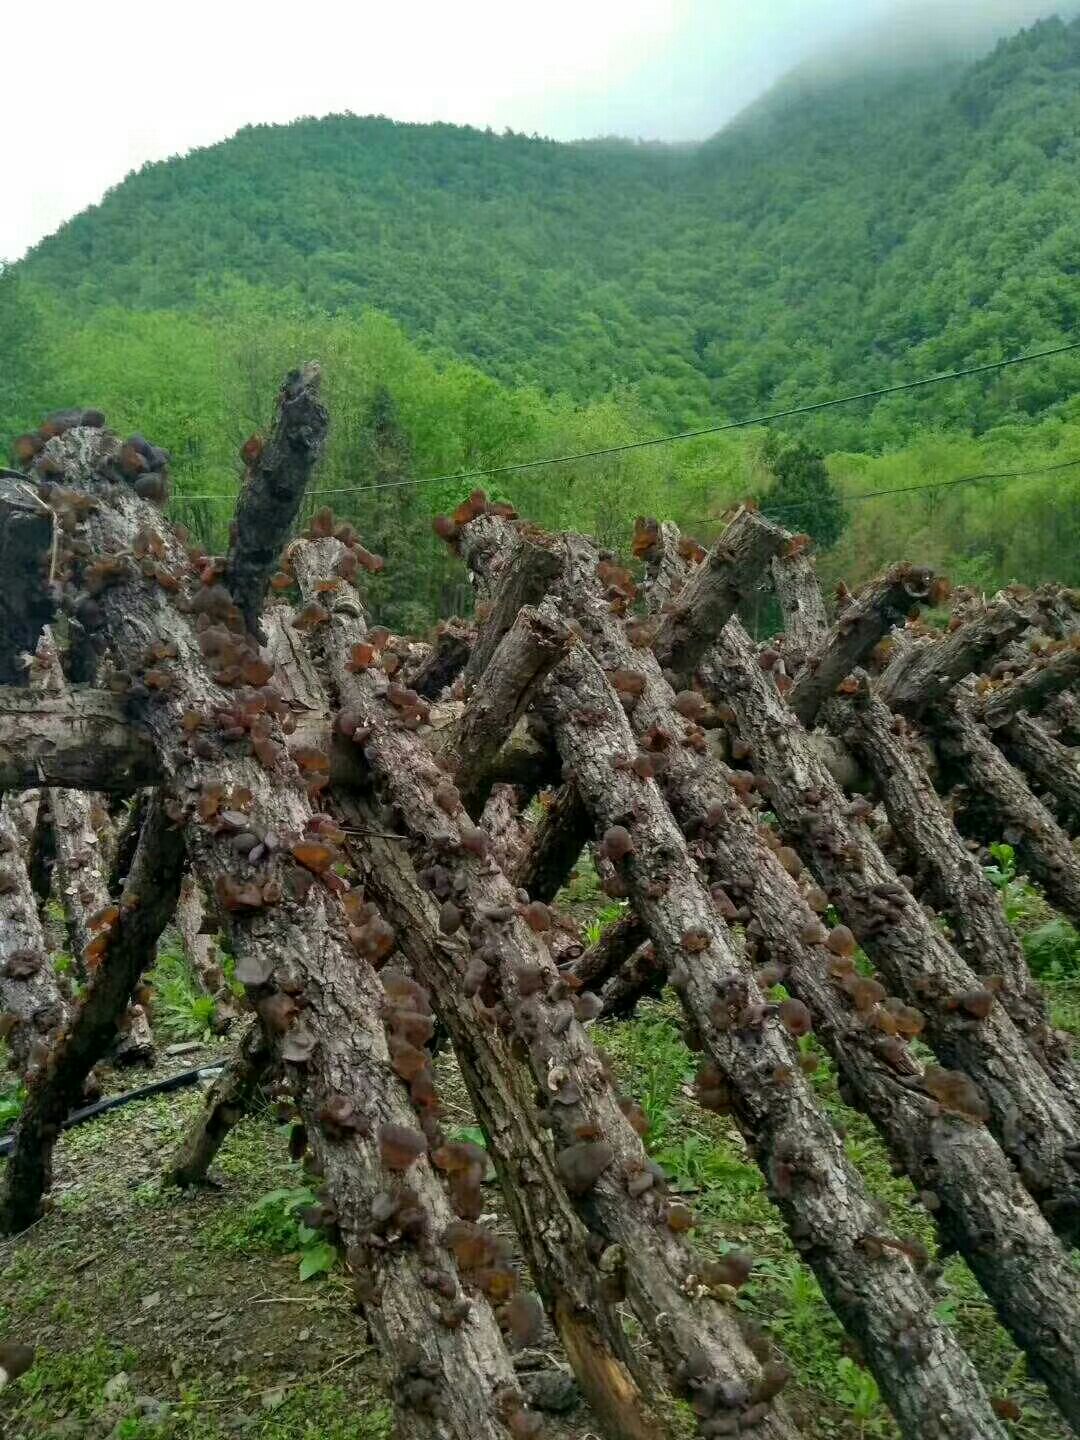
[13,16,1080,441]
[3,16,1079,624]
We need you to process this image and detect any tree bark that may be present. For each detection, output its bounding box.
[770,550,829,668]
[406,620,474,700]
[479,784,531,881]
[994,709,1080,828]
[652,508,788,677]
[567,913,648,992]
[291,534,803,1440]
[508,783,592,903]
[787,569,937,727]
[0,793,69,1078]
[338,792,668,1440]
[0,687,161,793]
[0,474,55,684]
[1043,689,1079,746]
[939,697,1080,926]
[39,433,526,1440]
[534,632,1006,1440]
[639,519,689,615]
[700,625,1080,1243]
[164,1021,275,1188]
[877,598,1031,719]
[461,530,562,683]
[224,363,329,637]
[452,606,569,813]
[976,644,1080,730]
[823,677,1080,1108]
[1,793,184,1232]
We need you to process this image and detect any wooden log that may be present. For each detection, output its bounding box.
[479,784,531,881]
[40,447,527,1440]
[636,518,690,615]
[598,943,666,1019]
[406,619,474,699]
[0,474,55,684]
[700,625,1080,1242]
[939,697,1080,926]
[0,687,161,793]
[339,791,667,1440]
[877,597,1031,719]
[994,709,1080,824]
[453,606,569,812]
[1043,689,1079,746]
[291,535,804,1440]
[508,783,592,903]
[0,794,70,1078]
[175,871,225,997]
[1,793,184,1233]
[770,548,829,668]
[567,913,647,993]
[164,1022,275,1188]
[825,676,1080,1112]
[787,569,937,727]
[976,644,1080,731]
[534,632,1007,1440]
[224,363,329,637]
[462,530,562,683]
[652,508,788,677]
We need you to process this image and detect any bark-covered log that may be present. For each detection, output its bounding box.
[996,709,1080,827]
[338,791,667,1440]
[0,474,55,684]
[479,784,531,881]
[175,871,224,996]
[940,697,1080,926]
[0,794,69,1077]
[291,535,803,1440]
[453,606,569,812]
[1043,689,1079,746]
[652,508,787,677]
[787,569,938,727]
[508,783,592,904]
[462,529,563,683]
[1,793,184,1233]
[598,943,666,1019]
[637,519,690,615]
[224,363,329,637]
[770,549,829,668]
[534,632,1006,1440]
[567,913,647,992]
[406,620,475,699]
[976,644,1080,730]
[877,598,1031,719]
[825,677,1080,1112]
[0,687,161,793]
[35,435,526,1440]
[164,1021,274,1188]
[701,626,1080,1241]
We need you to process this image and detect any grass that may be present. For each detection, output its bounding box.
[145,936,241,1044]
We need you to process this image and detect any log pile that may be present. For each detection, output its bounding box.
[1,381,1078,1440]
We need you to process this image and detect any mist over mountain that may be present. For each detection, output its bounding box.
[9,14,1080,450]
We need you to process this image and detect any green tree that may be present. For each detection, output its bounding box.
[760,440,847,549]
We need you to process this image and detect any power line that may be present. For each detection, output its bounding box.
[170,337,1080,505]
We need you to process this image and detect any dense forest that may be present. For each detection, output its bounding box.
[3,15,1079,624]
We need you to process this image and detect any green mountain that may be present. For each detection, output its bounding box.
[15,15,1080,443]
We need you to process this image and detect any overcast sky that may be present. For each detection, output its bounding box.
[1,0,1065,261]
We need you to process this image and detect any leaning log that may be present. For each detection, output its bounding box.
[534,630,1007,1440]
[406,619,474,699]
[787,569,938,727]
[32,426,529,1440]
[976,643,1080,730]
[164,1021,274,1188]
[0,474,55,684]
[700,624,1080,1241]
[825,675,1080,1109]
[508,783,592,903]
[0,687,161,793]
[224,363,329,637]
[939,696,1080,926]
[651,508,787,677]
[993,709,1080,825]
[770,547,829,668]
[0,794,69,1078]
[462,526,562,684]
[0,793,184,1232]
[290,535,804,1440]
[877,597,1031,719]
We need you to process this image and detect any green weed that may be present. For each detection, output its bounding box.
[147,942,219,1041]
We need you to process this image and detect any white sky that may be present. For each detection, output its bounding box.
[1,0,1063,261]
